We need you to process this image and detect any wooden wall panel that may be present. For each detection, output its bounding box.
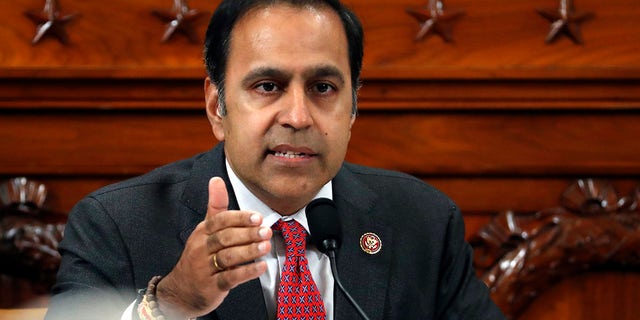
[358,79,640,110]
[518,272,640,320]
[0,0,215,75]
[3,112,638,176]
[352,0,640,79]
[349,112,640,176]
[0,78,204,109]
[0,112,212,174]
[4,78,640,110]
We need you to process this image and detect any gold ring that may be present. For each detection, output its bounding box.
[212,253,225,272]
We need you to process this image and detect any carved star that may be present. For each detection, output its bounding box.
[24,0,78,45]
[537,0,593,44]
[406,0,465,42]
[152,0,206,43]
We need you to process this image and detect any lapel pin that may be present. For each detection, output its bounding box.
[360,232,382,254]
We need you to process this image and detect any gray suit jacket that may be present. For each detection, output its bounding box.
[46,143,505,320]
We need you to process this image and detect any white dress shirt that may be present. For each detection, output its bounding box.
[122,161,335,319]
[227,161,335,320]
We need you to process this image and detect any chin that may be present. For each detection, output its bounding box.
[272,184,315,199]
[266,182,319,209]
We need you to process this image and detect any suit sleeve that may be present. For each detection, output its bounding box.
[436,204,506,320]
[45,196,137,320]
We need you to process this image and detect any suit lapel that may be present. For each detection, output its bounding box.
[179,143,238,221]
[214,279,268,320]
[332,167,392,320]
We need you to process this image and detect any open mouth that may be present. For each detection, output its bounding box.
[273,151,309,158]
[268,146,317,159]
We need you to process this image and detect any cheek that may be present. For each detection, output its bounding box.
[324,122,353,155]
[334,116,354,139]
[226,113,270,145]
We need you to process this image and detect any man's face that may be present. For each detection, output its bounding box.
[205,4,355,215]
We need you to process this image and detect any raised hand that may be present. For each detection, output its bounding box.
[156,177,272,318]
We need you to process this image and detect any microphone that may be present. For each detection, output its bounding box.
[306,198,341,253]
[306,198,371,320]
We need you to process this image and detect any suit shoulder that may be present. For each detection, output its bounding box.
[342,162,455,207]
[89,153,203,198]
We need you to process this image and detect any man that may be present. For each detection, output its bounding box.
[46,0,505,319]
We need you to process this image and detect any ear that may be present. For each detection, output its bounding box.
[346,114,355,141]
[205,77,225,141]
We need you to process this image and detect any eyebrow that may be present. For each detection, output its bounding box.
[241,65,346,88]
[302,65,346,86]
[241,67,291,88]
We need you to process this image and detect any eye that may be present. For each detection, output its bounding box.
[312,82,335,94]
[255,82,279,93]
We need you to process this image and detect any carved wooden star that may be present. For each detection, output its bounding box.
[537,0,593,44]
[24,0,78,45]
[406,0,465,42]
[152,0,206,43]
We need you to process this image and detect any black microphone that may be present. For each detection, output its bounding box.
[306,198,371,320]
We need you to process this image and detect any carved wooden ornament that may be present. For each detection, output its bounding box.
[406,0,465,42]
[537,0,593,44]
[152,0,206,43]
[0,177,66,289]
[24,0,79,45]
[471,179,640,319]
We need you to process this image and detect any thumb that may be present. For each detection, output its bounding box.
[207,177,229,219]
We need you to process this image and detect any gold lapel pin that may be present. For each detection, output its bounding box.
[360,232,382,254]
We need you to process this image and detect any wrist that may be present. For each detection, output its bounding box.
[156,277,196,319]
[137,275,196,320]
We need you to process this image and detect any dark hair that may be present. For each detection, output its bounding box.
[203,0,364,115]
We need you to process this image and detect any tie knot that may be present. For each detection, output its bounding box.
[272,220,308,256]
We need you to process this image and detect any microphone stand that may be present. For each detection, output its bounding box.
[325,241,371,320]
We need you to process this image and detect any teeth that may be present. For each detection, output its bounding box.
[274,151,306,158]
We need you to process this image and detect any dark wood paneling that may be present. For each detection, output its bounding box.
[518,272,640,320]
[352,0,640,79]
[0,78,204,109]
[2,107,638,222]
[3,79,640,111]
[0,0,215,76]
[358,79,640,110]
[350,112,640,176]
[2,112,638,176]
[0,112,212,174]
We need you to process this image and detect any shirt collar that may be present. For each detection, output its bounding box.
[225,160,333,234]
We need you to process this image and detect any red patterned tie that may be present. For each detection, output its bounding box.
[272,219,327,320]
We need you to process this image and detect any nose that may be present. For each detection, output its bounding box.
[278,86,313,130]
